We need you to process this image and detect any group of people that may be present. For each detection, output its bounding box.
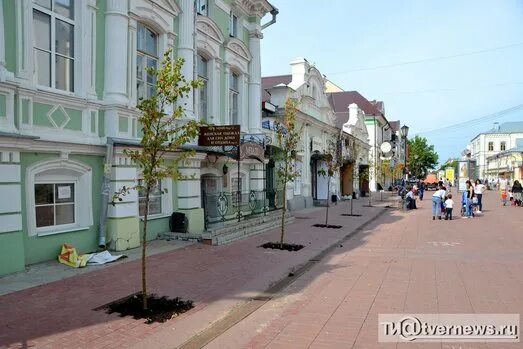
[430,179,486,220]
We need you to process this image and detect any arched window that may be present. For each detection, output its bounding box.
[197,54,209,121]
[136,23,158,101]
[26,158,93,236]
[229,72,239,124]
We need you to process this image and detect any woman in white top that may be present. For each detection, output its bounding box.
[474,179,485,212]
[432,186,446,220]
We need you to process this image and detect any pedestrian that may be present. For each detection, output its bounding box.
[474,179,486,213]
[444,193,454,220]
[462,180,475,218]
[419,181,425,200]
[501,189,508,206]
[406,187,417,210]
[432,185,446,220]
[512,180,522,206]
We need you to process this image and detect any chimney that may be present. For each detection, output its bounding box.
[494,122,500,132]
[288,57,310,90]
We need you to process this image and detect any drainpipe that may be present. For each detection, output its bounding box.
[98,138,114,248]
[261,7,279,30]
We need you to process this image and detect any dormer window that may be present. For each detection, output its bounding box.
[196,0,208,16]
[229,12,238,37]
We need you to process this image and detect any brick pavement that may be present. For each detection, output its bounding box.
[0,194,394,349]
[204,189,523,349]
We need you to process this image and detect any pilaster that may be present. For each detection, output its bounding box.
[176,154,206,233]
[107,154,140,250]
[248,29,262,133]
[178,0,195,117]
[0,149,22,234]
[103,0,129,104]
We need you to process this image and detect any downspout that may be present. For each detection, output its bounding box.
[261,7,279,30]
[98,137,114,248]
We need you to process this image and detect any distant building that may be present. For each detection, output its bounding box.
[470,122,523,180]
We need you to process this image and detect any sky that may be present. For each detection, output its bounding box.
[259,0,523,164]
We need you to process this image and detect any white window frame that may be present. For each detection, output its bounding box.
[229,72,239,124]
[137,176,173,219]
[229,12,238,37]
[196,0,208,15]
[32,0,76,92]
[488,142,494,151]
[136,23,159,102]
[34,181,77,231]
[26,158,93,237]
[501,141,506,151]
[197,54,209,122]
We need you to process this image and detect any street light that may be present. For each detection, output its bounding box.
[400,125,409,182]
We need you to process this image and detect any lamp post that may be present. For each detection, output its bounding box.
[400,125,409,183]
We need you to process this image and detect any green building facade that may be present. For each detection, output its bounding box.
[0,0,275,275]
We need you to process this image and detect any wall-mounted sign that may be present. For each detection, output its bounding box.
[198,125,240,146]
[311,136,324,153]
[239,142,264,162]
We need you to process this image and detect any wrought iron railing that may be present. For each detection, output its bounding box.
[202,189,284,228]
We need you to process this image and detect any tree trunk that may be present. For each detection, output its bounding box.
[280,161,288,248]
[325,178,330,226]
[142,187,150,310]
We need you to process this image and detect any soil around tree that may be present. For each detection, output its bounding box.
[259,242,305,251]
[96,292,194,324]
[312,224,343,229]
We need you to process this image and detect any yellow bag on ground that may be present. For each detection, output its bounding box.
[58,243,92,268]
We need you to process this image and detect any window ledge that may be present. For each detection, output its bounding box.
[37,226,90,237]
[140,214,171,222]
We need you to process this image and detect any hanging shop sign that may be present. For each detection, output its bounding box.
[198,125,240,146]
[239,142,264,162]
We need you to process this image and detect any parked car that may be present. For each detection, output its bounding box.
[423,174,439,190]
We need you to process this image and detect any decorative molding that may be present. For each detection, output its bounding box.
[47,105,71,130]
[232,0,273,17]
[215,0,231,13]
[226,38,253,62]
[196,17,225,44]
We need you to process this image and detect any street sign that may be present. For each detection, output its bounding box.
[198,125,240,146]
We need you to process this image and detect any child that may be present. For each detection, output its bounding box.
[444,194,454,220]
[501,190,508,206]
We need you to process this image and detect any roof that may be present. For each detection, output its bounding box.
[261,75,292,102]
[328,91,386,128]
[484,122,523,134]
[389,120,400,132]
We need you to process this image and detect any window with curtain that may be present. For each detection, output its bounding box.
[229,73,239,124]
[137,23,158,102]
[198,55,208,121]
[33,0,75,92]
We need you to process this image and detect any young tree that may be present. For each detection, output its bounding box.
[113,50,203,309]
[318,137,342,226]
[275,98,303,247]
[408,136,439,179]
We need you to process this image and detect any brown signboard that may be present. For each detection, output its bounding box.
[240,142,264,162]
[198,125,240,146]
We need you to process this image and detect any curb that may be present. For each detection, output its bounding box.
[177,206,389,349]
